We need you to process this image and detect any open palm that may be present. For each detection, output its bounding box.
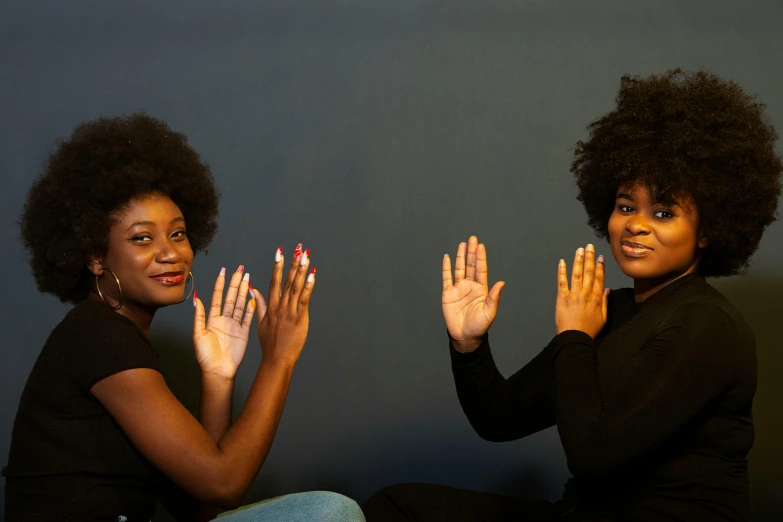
[193,268,256,380]
[442,236,505,351]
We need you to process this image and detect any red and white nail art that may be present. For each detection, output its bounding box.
[275,246,282,263]
[307,267,316,283]
[300,248,310,266]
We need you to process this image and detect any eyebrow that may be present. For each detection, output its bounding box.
[125,217,185,232]
[616,193,633,200]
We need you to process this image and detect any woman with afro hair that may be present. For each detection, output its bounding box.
[363,69,782,521]
[3,113,365,522]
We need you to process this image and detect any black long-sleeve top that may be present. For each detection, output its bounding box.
[450,274,756,521]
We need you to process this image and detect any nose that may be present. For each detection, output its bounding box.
[625,213,651,235]
[155,237,184,264]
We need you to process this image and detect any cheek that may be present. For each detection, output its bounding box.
[607,214,622,241]
[180,241,194,265]
[655,226,699,260]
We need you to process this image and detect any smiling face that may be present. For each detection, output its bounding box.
[89,193,194,311]
[608,183,706,284]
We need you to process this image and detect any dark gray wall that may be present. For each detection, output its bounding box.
[2,1,782,520]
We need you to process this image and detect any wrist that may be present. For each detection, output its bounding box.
[450,337,483,353]
[201,370,236,386]
[261,354,299,372]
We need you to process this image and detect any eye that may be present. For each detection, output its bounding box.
[171,230,187,240]
[617,204,634,213]
[130,234,152,243]
[654,210,673,219]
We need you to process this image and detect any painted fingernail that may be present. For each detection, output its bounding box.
[248,289,255,300]
[307,268,316,283]
[219,267,226,277]
[243,272,250,281]
[275,246,282,263]
[587,244,594,252]
[294,243,302,255]
[193,290,198,307]
[294,250,301,260]
[300,249,309,266]
[598,255,605,263]
[248,282,253,290]
[237,265,245,273]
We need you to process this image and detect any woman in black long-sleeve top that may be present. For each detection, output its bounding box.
[363,69,782,521]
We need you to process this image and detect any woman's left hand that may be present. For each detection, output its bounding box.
[192,266,256,381]
[555,244,610,339]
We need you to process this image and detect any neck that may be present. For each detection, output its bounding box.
[633,262,700,303]
[87,292,156,334]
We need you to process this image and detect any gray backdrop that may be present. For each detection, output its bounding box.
[2,1,782,520]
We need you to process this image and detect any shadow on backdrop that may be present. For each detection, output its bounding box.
[713,273,783,522]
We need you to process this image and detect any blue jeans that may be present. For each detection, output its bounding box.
[216,491,365,522]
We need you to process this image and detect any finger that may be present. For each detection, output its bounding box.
[209,267,226,320]
[254,287,268,323]
[288,249,310,316]
[557,259,569,297]
[242,293,257,329]
[485,281,505,316]
[280,244,303,310]
[465,236,478,281]
[602,287,611,323]
[297,267,316,314]
[454,242,467,283]
[192,291,206,338]
[267,246,284,312]
[475,242,489,287]
[222,265,244,317]
[442,254,454,292]
[593,253,605,297]
[582,244,596,293]
[570,248,584,291]
[232,273,250,322]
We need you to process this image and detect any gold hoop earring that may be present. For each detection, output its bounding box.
[178,271,195,304]
[95,268,123,310]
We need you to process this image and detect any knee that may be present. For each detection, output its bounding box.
[309,491,365,522]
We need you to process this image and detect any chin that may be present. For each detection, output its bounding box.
[147,288,188,308]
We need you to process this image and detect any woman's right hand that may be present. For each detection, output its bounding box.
[252,244,315,366]
[442,236,505,353]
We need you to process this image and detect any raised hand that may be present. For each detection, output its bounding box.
[252,244,315,366]
[193,266,256,381]
[442,236,506,353]
[555,244,610,339]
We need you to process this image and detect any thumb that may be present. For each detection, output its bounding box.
[192,290,206,339]
[252,289,268,322]
[485,281,506,314]
[602,288,611,321]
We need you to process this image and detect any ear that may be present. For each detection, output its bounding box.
[86,257,104,278]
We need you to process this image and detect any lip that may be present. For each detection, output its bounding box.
[150,271,185,285]
[620,240,653,258]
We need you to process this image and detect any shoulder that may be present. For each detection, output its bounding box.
[657,281,756,366]
[665,279,752,336]
[59,301,151,348]
[51,301,159,389]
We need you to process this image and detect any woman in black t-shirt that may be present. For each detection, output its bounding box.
[3,114,365,522]
[363,70,783,521]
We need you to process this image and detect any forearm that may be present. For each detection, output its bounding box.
[451,334,556,441]
[199,373,234,442]
[214,357,296,503]
[552,314,738,479]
